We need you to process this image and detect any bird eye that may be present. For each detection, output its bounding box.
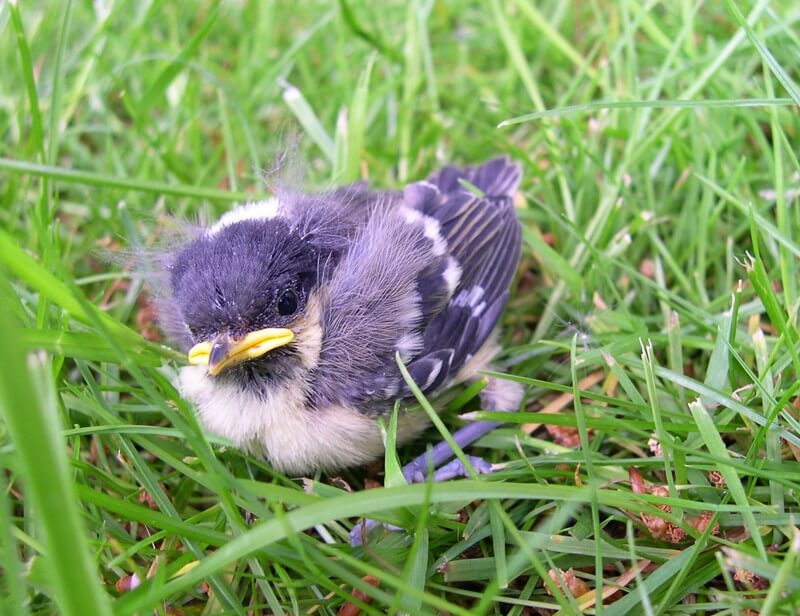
[277,289,299,316]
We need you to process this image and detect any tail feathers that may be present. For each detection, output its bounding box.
[428,156,520,198]
[471,157,521,197]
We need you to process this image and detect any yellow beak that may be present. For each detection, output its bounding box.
[187,328,295,376]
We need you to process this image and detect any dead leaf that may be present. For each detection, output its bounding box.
[733,568,768,591]
[687,511,719,536]
[138,490,157,510]
[115,573,140,593]
[629,466,647,495]
[523,371,604,435]
[546,568,590,598]
[628,468,688,543]
[707,471,725,488]
[578,559,652,610]
[648,436,662,457]
[639,259,656,279]
[337,576,380,616]
[592,291,607,310]
[545,424,583,448]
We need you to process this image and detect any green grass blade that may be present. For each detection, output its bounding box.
[0,276,112,616]
[114,480,657,614]
[0,231,180,361]
[139,2,220,113]
[0,157,259,202]
[0,472,28,616]
[18,329,163,365]
[499,97,795,126]
[7,0,44,157]
[282,82,335,163]
[688,400,766,558]
[44,0,73,167]
[344,54,374,182]
[723,0,800,106]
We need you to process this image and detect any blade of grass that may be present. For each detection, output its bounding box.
[509,0,597,81]
[18,329,163,365]
[723,0,800,106]
[489,505,508,589]
[139,2,220,113]
[281,81,335,163]
[688,399,766,558]
[499,97,795,126]
[0,471,28,616]
[570,336,605,612]
[114,480,672,614]
[491,0,575,222]
[395,487,431,614]
[0,157,260,202]
[337,0,402,64]
[7,0,44,158]
[344,54,374,182]
[522,227,582,296]
[625,522,655,616]
[0,275,112,616]
[381,403,405,488]
[44,0,73,167]
[0,229,181,359]
[398,0,422,182]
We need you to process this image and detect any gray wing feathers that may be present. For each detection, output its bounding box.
[417,160,521,374]
[426,156,521,199]
[313,158,521,410]
[312,204,430,406]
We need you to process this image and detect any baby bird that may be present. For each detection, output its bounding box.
[161,157,524,479]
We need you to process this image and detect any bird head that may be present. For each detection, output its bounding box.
[169,213,325,387]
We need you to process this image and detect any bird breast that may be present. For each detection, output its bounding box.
[178,365,430,474]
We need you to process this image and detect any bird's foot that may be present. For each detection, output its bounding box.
[349,377,523,547]
[348,518,404,546]
[401,454,494,483]
[431,455,493,481]
[349,455,494,546]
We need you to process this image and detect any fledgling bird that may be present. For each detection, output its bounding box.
[160,157,524,479]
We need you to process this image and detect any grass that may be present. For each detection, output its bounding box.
[1,0,799,613]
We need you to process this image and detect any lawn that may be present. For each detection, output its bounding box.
[1,0,799,614]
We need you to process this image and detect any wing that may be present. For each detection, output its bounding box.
[414,158,522,378]
[311,157,521,412]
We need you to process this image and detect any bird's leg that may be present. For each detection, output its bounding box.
[402,376,524,483]
[350,377,523,546]
[401,420,503,482]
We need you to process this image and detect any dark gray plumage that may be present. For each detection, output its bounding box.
[319,162,522,409]
[164,157,523,475]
